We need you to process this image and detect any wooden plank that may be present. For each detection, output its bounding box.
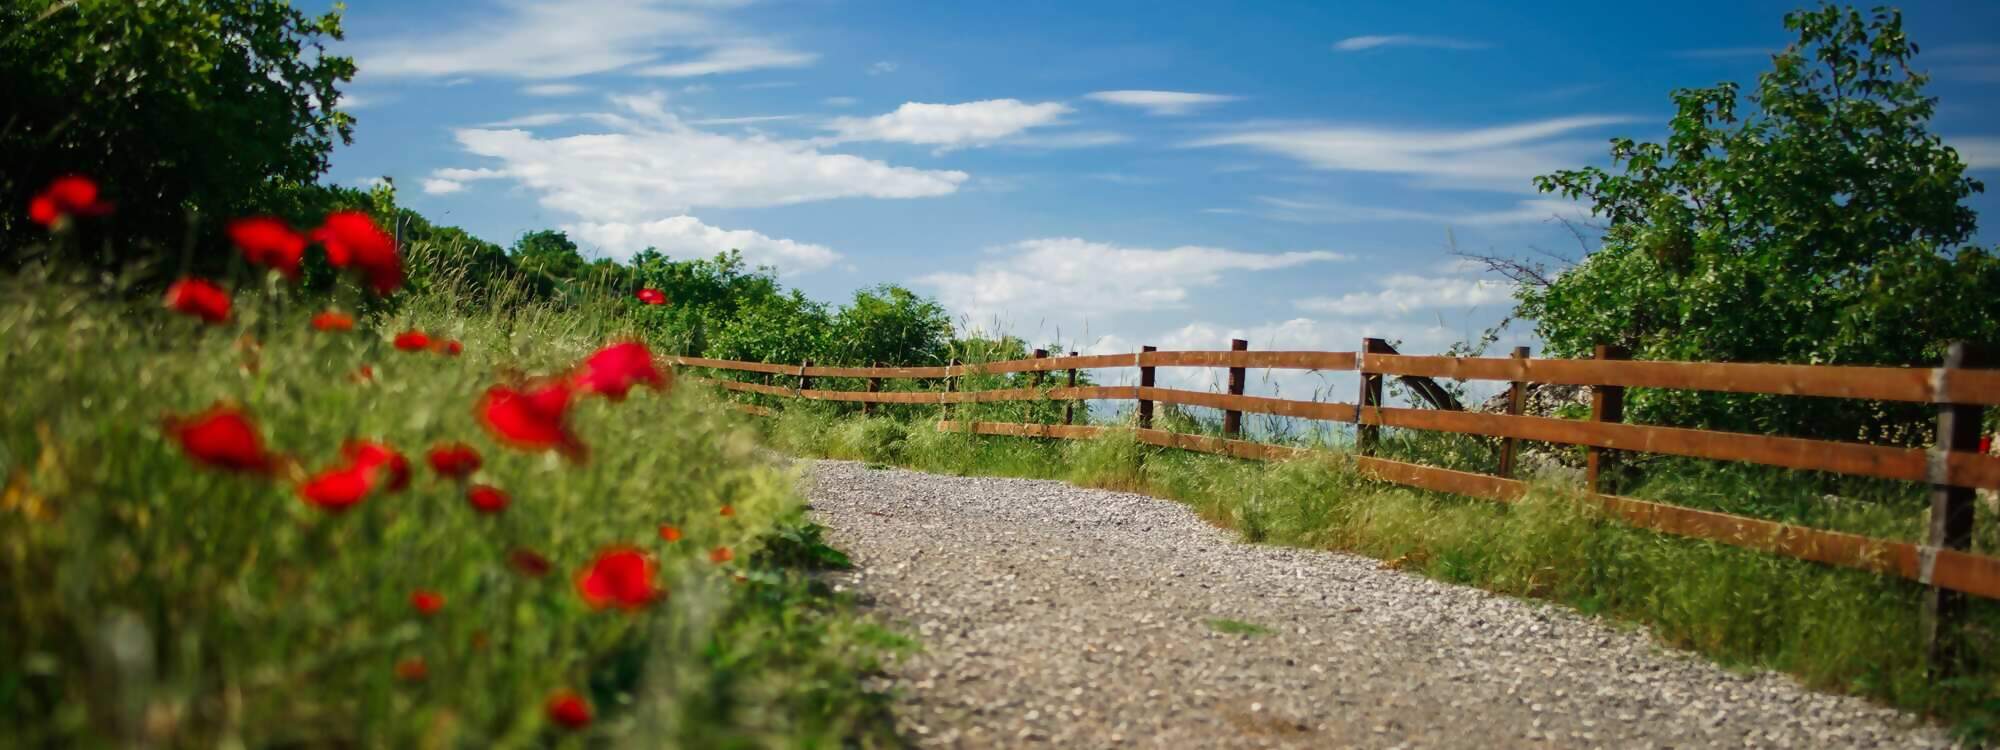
[1140,387,1355,422]
[730,403,774,418]
[1588,345,1629,494]
[1497,346,1530,478]
[1361,406,2000,489]
[1141,350,1356,370]
[687,377,793,398]
[803,364,954,378]
[671,356,796,375]
[1353,456,1529,503]
[1133,428,1305,462]
[1361,354,2000,406]
[1224,339,1248,438]
[935,420,1106,440]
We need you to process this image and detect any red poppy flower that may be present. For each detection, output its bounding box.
[508,547,553,578]
[466,484,509,514]
[507,547,552,577]
[299,463,375,512]
[228,217,307,279]
[709,546,734,564]
[427,442,482,479]
[1982,434,1994,455]
[394,657,428,683]
[575,546,659,611]
[546,690,592,730]
[352,365,376,383]
[163,404,275,474]
[635,288,668,305]
[163,277,232,324]
[657,524,682,543]
[27,175,112,227]
[477,381,586,460]
[311,311,355,332]
[342,440,410,492]
[313,211,402,294]
[719,505,734,518]
[431,339,463,356]
[410,589,445,616]
[572,341,666,401]
[393,330,431,351]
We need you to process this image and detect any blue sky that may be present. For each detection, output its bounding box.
[325,0,2000,390]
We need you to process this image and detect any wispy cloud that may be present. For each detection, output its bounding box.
[567,216,840,273]
[918,238,1346,324]
[1296,274,1516,316]
[1952,137,2000,170]
[1084,90,1240,116]
[867,61,899,75]
[1333,35,1488,52]
[1253,195,1588,226]
[521,83,588,97]
[1185,115,1634,192]
[353,0,813,81]
[824,99,1073,149]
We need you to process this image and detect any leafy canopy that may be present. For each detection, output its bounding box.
[1522,4,1997,439]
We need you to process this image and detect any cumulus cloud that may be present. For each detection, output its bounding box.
[1295,274,1517,316]
[1333,35,1488,52]
[353,0,812,81]
[567,216,840,273]
[422,179,466,195]
[917,237,1346,326]
[1186,115,1634,192]
[825,99,1073,149]
[1084,90,1240,116]
[521,83,588,96]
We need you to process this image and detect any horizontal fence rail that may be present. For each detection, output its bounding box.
[672,339,2000,673]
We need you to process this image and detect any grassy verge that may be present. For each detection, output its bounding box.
[0,274,905,747]
[755,406,2000,742]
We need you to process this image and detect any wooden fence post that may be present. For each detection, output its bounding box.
[1030,349,1048,425]
[1586,344,1628,494]
[1926,341,1989,678]
[1224,338,1249,438]
[863,364,881,417]
[1137,345,1157,429]
[1497,345,1531,478]
[797,359,814,392]
[1357,337,1390,455]
[944,357,960,421]
[1063,351,1079,425]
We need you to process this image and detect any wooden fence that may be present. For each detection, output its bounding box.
[670,339,2000,673]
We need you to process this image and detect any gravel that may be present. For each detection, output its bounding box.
[802,458,1957,749]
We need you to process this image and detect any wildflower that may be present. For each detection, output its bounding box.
[657,524,681,543]
[709,546,733,564]
[351,365,375,383]
[311,311,356,332]
[228,217,307,279]
[719,504,734,518]
[1982,435,1994,455]
[164,404,275,474]
[477,381,585,460]
[432,339,463,356]
[635,288,668,305]
[163,277,232,324]
[393,331,431,352]
[299,463,375,512]
[507,547,553,578]
[575,546,658,611]
[313,211,402,294]
[410,589,445,616]
[546,690,592,730]
[467,484,509,514]
[342,440,410,492]
[427,442,482,479]
[394,657,428,683]
[572,341,666,401]
[27,175,111,227]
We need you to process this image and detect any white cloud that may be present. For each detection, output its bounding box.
[1333,35,1488,52]
[481,113,575,128]
[1006,131,1132,149]
[433,94,966,220]
[637,43,817,78]
[1952,137,2000,170]
[422,179,466,195]
[522,83,587,96]
[867,61,899,75]
[917,237,1346,325]
[354,0,811,80]
[825,99,1073,149]
[686,114,802,125]
[823,96,858,107]
[1186,115,1634,192]
[1296,274,1517,316]
[567,216,840,273]
[1084,90,1240,116]
[1253,195,1587,226]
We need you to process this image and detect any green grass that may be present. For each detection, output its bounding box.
[1205,618,1271,637]
[0,272,903,747]
[760,409,2000,742]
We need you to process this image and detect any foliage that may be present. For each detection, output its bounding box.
[0,0,355,274]
[1523,4,1998,441]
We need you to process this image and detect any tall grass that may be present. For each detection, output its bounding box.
[760,408,2000,740]
[0,269,902,747]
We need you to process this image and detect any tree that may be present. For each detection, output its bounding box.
[1519,4,2000,442]
[1,0,355,273]
[828,285,954,367]
[510,230,588,281]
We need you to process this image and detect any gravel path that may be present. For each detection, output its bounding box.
[802,459,1956,749]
